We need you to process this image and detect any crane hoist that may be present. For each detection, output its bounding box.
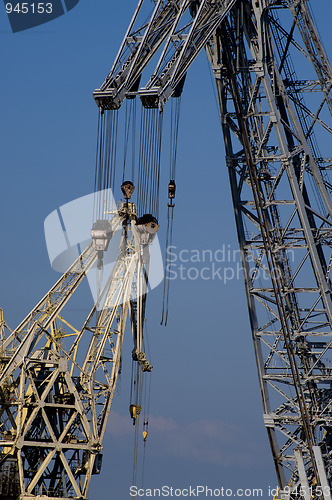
[1,0,332,499]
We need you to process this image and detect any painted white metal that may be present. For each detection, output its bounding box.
[0,202,153,498]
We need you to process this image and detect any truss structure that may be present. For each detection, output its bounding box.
[0,202,152,499]
[207,2,332,497]
[2,0,332,498]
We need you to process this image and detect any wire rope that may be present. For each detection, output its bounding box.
[93,110,119,221]
[137,108,163,216]
[161,98,181,324]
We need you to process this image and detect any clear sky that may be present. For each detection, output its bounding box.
[1,1,332,499]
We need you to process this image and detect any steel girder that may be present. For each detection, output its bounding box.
[93,0,240,110]
[205,1,332,497]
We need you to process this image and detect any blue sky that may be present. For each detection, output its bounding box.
[1,1,332,498]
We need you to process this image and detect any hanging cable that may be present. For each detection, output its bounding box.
[170,97,181,180]
[137,108,163,217]
[123,99,137,185]
[161,98,181,325]
[161,205,174,326]
[130,315,153,497]
[123,100,130,182]
[141,345,152,492]
[141,405,149,495]
[132,100,137,183]
[93,110,119,222]
[130,358,144,498]
[91,109,119,272]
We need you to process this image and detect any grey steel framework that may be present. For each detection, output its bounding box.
[93,0,332,498]
[0,203,153,499]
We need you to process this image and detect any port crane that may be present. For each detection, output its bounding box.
[0,194,156,499]
[1,0,332,499]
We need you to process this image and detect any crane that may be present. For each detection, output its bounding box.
[95,0,332,498]
[1,0,332,499]
[0,196,155,498]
